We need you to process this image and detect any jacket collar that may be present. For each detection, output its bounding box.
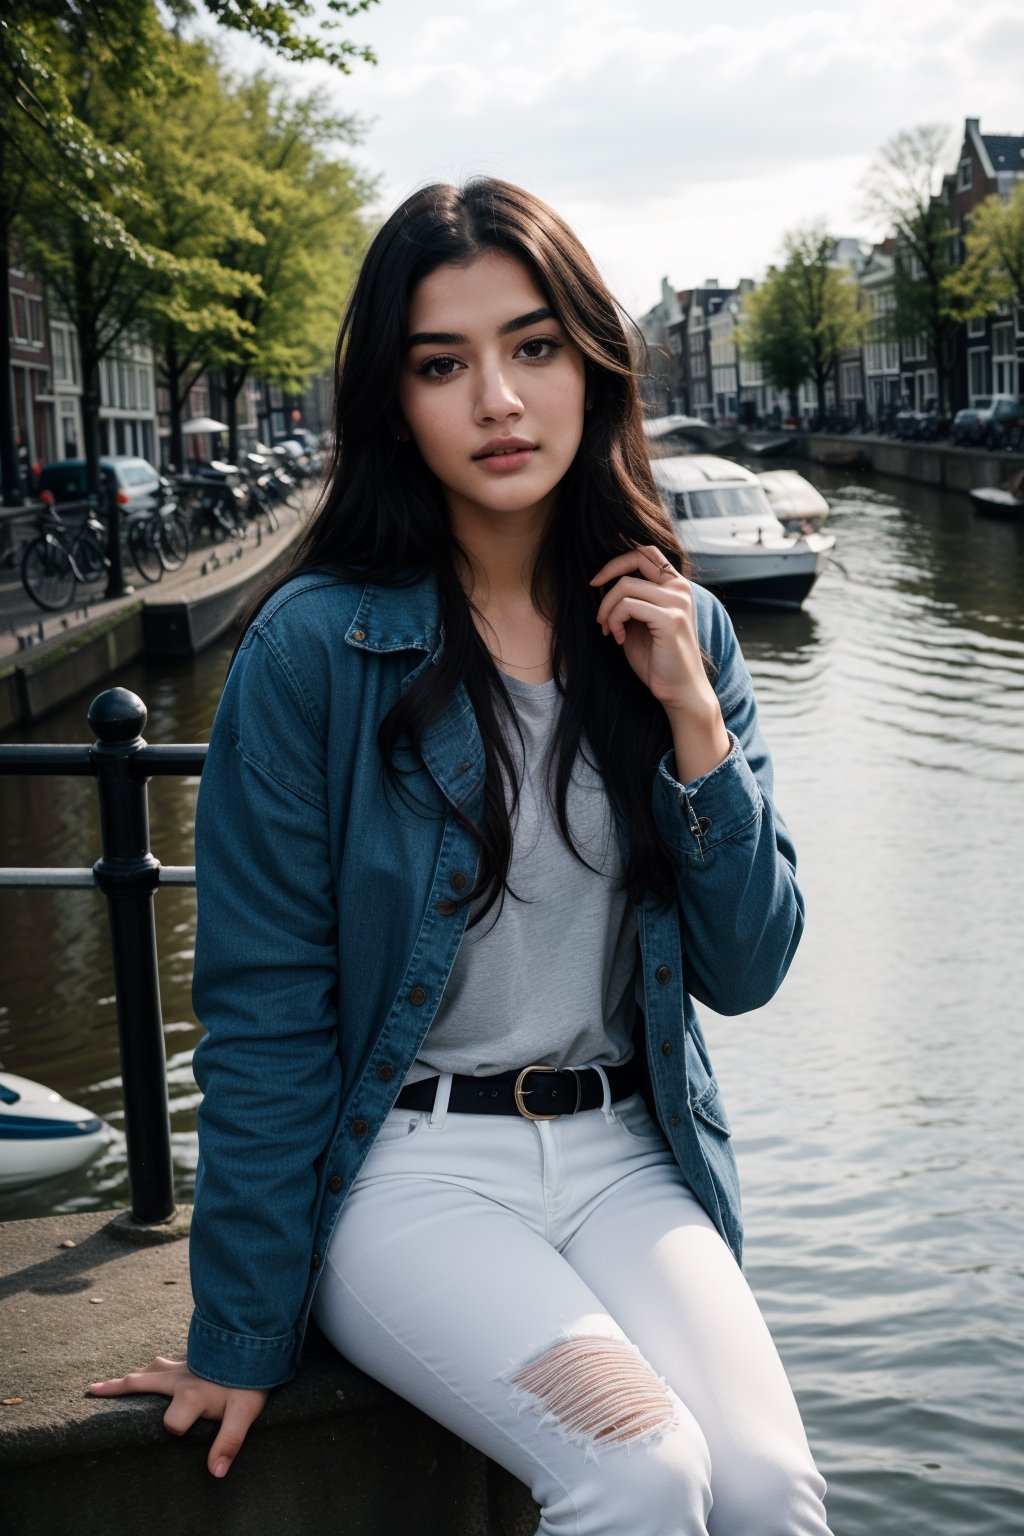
[344,572,443,657]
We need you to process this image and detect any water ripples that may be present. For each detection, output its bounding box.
[1,470,1022,1531]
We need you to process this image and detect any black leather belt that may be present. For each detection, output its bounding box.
[394,1061,637,1121]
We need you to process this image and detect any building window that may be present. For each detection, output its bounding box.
[992,323,1018,395]
[28,296,45,346]
[968,348,990,401]
[10,290,28,342]
[957,158,973,193]
[52,327,67,381]
[918,370,937,409]
[967,315,986,339]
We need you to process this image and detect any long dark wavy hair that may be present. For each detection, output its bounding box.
[245,178,692,912]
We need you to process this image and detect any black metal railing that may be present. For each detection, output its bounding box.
[0,687,207,1223]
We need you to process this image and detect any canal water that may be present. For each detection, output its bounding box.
[1,466,1022,1533]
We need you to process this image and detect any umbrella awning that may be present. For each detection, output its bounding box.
[182,417,229,434]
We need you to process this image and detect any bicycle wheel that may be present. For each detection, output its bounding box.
[22,537,75,610]
[157,511,191,571]
[72,530,109,585]
[128,520,164,583]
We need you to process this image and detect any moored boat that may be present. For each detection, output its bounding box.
[968,486,1024,520]
[650,455,835,609]
[0,1071,109,1190]
[755,469,830,532]
[969,468,1024,520]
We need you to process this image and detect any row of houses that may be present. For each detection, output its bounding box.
[6,267,331,496]
[639,118,1024,427]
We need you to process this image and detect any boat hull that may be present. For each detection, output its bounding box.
[0,1072,109,1190]
[968,487,1024,520]
[688,547,829,608]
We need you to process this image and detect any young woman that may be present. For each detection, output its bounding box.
[92,179,832,1535]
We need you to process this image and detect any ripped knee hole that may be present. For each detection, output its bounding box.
[508,1336,676,1446]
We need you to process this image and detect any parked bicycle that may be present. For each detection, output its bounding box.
[126,490,191,584]
[20,494,109,611]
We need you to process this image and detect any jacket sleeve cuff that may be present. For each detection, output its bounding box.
[187,1311,300,1391]
[653,735,762,855]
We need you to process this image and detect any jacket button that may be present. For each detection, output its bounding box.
[669,1114,681,1126]
[352,1118,369,1137]
[694,816,712,837]
[655,964,671,984]
[457,761,471,774]
[329,1175,342,1193]
[661,1041,673,1056]
[311,1253,320,1268]
[436,899,457,915]
[377,1063,395,1082]
[451,871,468,891]
[351,628,366,641]
[409,985,427,1006]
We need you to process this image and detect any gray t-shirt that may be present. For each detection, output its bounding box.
[406,673,638,1082]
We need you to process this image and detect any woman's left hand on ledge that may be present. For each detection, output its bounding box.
[89,1356,269,1477]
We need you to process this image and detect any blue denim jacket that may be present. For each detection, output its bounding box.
[187,570,804,1390]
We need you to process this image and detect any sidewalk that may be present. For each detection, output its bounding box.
[0,493,314,731]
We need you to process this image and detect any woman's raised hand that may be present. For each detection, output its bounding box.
[89,1357,268,1478]
[590,546,731,782]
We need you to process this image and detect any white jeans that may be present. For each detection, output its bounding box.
[314,1075,831,1536]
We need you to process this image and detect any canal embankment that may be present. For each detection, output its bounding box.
[796,430,1021,492]
[0,1208,538,1534]
[0,494,313,733]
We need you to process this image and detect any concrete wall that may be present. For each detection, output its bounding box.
[804,434,1018,492]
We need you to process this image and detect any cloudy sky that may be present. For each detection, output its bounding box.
[226,0,1024,315]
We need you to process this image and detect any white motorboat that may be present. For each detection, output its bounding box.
[0,1071,109,1190]
[755,469,830,532]
[644,414,737,456]
[650,455,835,608]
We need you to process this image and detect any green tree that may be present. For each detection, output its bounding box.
[202,77,373,459]
[13,12,176,499]
[739,226,863,420]
[860,125,958,412]
[136,45,265,471]
[0,0,378,501]
[945,181,1024,322]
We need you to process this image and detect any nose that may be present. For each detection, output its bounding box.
[474,357,523,424]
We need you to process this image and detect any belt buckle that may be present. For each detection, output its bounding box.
[513,1064,560,1121]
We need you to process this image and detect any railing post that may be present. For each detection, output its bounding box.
[88,687,175,1223]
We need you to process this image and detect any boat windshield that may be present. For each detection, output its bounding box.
[683,486,768,520]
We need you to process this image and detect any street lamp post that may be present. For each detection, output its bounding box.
[729,300,743,427]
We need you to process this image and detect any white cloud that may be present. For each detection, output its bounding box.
[218,0,1024,310]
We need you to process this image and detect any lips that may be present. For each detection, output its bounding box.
[471,436,537,460]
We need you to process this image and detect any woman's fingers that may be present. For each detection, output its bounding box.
[90,1359,269,1478]
[603,594,684,646]
[89,1356,184,1395]
[590,546,678,588]
[594,574,691,634]
[207,1391,269,1479]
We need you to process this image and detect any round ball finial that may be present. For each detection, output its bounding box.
[88,687,148,743]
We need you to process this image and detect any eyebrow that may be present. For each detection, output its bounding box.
[406,307,556,350]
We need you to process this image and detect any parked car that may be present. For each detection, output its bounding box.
[951,396,1024,448]
[35,455,162,512]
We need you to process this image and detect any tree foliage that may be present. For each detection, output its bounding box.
[946,182,1024,319]
[0,1,378,497]
[860,125,958,409]
[194,75,373,457]
[739,225,862,418]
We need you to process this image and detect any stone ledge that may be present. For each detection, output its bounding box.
[0,1210,537,1534]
